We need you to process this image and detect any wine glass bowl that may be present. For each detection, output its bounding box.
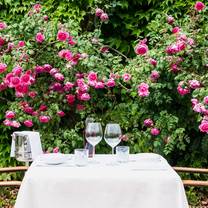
[104,123,122,154]
[85,122,103,157]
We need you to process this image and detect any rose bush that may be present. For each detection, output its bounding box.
[0,2,208,167]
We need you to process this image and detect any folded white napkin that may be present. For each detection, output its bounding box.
[10,131,43,160]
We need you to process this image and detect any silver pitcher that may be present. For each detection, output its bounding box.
[12,132,33,162]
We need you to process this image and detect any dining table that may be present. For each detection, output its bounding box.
[15,153,189,208]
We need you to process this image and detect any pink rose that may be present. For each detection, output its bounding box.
[12,66,22,76]
[28,91,37,98]
[199,122,208,133]
[64,82,74,91]
[18,41,25,47]
[35,32,45,43]
[35,65,44,73]
[150,70,160,82]
[106,79,115,87]
[135,43,148,55]
[53,147,59,153]
[68,36,76,46]
[11,77,20,87]
[54,73,65,82]
[100,13,109,22]
[21,74,30,83]
[177,82,190,96]
[151,128,160,136]
[191,98,199,107]
[100,47,109,53]
[88,72,97,81]
[170,64,179,73]
[23,106,34,115]
[122,73,131,82]
[80,93,91,101]
[194,1,205,11]
[187,38,195,46]
[11,121,21,128]
[49,68,59,76]
[57,30,69,42]
[7,42,15,51]
[167,16,174,24]
[204,96,208,104]
[95,8,104,17]
[149,58,157,66]
[95,81,105,89]
[0,22,7,30]
[50,82,63,92]
[0,37,4,47]
[57,111,65,117]
[0,63,7,74]
[39,105,47,111]
[15,84,29,94]
[172,27,180,34]
[33,4,41,12]
[39,115,50,123]
[144,119,154,127]
[120,135,129,142]
[43,64,52,72]
[24,120,33,127]
[3,119,12,127]
[5,111,15,119]
[43,15,48,21]
[188,80,201,89]
[0,82,7,92]
[138,83,150,97]
[66,94,75,104]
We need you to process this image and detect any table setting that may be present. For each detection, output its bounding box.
[14,122,189,208]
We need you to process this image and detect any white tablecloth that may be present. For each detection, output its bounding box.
[15,154,188,208]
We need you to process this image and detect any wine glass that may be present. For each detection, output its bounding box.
[85,122,103,158]
[104,123,122,154]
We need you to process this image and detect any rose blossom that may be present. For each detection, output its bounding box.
[144,118,154,127]
[5,111,15,119]
[189,80,201,89]
[57,30,69,42]
[95,8,104,17]
[0,22,7,30]
[66,94,75,104]
[57,111,65,117]
[177,82,190,96]
[138,83,150,97]
[68,36,76,46]
[100,13,109,22]
[106,79,115,87]
[43,64,52,72]
[151,128,160,136]
[64,82,74,91]
[80,93,91,101]
[49,68,59,76]
[172,27,180,34]
[35,65,44,73]
[0,82,7,91]
[167,16,174,24]
[12,66,22,76]
[28,91,37,98]
[76,104,85,111]
[11,121,21,128]
[204,96,208,104]
[18,41,25,47]
[135,43,148,55]
[199,121,208,133]
[170,64,179,73]
[39,115,50,123]
[193,103,203,113]
[3,119,12,127]
[43,15,48,21]
[35,32,45,43]
[53,147,59,153]
[150,70,160,82]
[95,81,105,89]
[54,73,65,82]
[149,58,157,66]
[191,98,199,107]
[194,1,205,11]
[24,120,33,127]
[122,73,131,82]
[120,135,129,142]
[33,4,41,12]
[21,74,30,83]
[187,38,195,46]
[39,105,47,111]
[0,63,7,74]
[11,77,20,86]
[88,72,97,81]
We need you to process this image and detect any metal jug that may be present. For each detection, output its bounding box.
[13,132,33,162]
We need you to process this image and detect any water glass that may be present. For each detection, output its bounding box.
[74,149,89,167]
[116,146,129,163]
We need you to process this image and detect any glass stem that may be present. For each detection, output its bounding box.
[112,147,114,154]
